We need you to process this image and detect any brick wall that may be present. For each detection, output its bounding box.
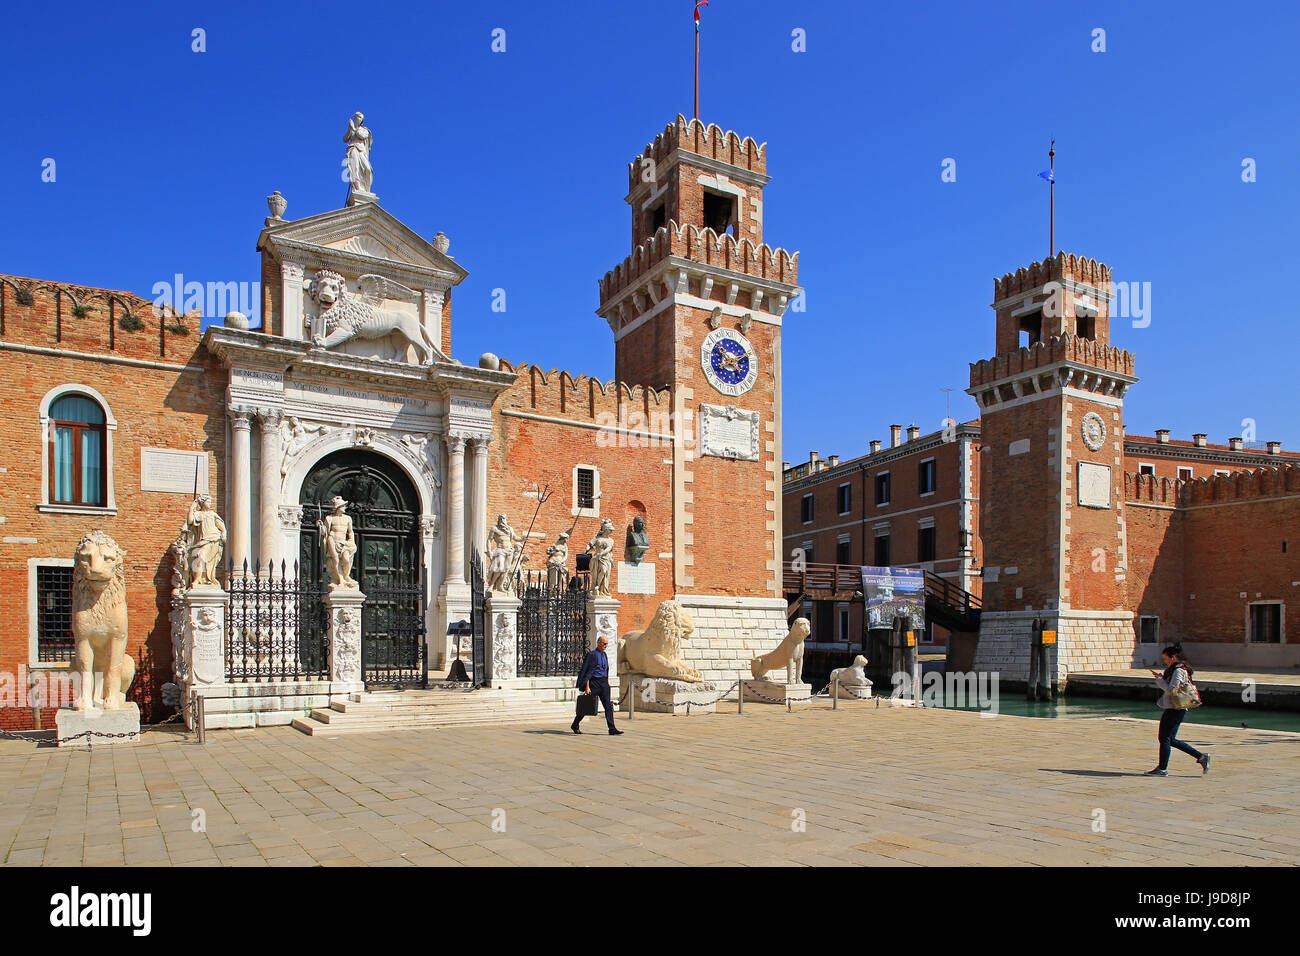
[0,277,225,729]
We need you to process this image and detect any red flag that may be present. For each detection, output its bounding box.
[695,0,708,31]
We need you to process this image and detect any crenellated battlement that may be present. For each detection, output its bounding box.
[1125,464,1300,507]
[0,273,201,363]
[598,220,798,306]
[628,114,767,191]
[994,252,1112,301]
[969,332,1135,389]
[497,360,672,425]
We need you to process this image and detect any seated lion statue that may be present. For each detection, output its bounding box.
[829,654,873,696]
[750,617,810,683]
[618,600,704,682]
[72,531,136,711]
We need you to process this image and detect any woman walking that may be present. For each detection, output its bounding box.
[1146,643,1210,777]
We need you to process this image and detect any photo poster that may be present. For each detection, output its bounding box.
[861,565,925,630]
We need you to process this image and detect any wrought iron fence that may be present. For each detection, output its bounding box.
[361,561,426,687]
[226,559,329,682]
[470,550,486,685]
[516,570,589,677]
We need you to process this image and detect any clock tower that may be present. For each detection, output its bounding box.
[597,115,801,677]
[968,253,1140,687]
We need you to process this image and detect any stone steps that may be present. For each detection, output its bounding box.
[290,689,575,735]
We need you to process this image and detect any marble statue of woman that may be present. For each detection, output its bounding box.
[545,531,570,589]
[343,112,374,196]
[318,495,358,590]
[586,518,616,597]
[184,495,226,588]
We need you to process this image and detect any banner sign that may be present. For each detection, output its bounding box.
[860,565,925,630]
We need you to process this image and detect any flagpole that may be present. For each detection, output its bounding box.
[1049,138,1055,258]
[693,1,708,121]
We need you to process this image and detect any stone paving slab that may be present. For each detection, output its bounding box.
[1,702,1298,866]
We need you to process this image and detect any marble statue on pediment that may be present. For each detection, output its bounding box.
[344,112,374,199]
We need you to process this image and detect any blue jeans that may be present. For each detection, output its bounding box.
[1157,708,1204,770]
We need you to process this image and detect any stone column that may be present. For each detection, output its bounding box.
[444,433,466,585]
[182,587,229,731]
[484,591,520,687]
[257,409,283,574]
[325,588,366,698]
[468,436,490,564]
[588,595,621,699]
[228,408,253,577]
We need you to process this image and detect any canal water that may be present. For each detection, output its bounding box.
[930,687,1300,733]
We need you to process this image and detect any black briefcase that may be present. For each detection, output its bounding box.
[575,693,598,717]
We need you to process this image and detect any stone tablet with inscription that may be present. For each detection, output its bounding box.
[1077,461,1111,509]
[617,561,656,595]
[141,449,209,494]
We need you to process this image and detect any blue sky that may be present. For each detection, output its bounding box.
[4,0,1297,455]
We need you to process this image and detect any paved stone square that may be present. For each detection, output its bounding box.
[2,703,1298,867]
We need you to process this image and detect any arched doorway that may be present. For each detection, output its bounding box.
[300,449,427,687]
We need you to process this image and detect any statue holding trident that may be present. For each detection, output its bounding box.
[318,496,359,591]
[343,111,374,200]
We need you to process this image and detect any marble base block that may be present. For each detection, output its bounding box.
[55,703,141,748]
[829,680,874,701]
[621,675,718,715]
[742,679,813,707]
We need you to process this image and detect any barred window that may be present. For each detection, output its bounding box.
[37,565,75,662]
[576,468,596,510]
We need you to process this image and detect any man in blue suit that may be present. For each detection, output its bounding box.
[572,634,622,735]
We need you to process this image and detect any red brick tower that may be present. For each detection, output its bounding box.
[967,254,1139,685]
[597,115,801,681]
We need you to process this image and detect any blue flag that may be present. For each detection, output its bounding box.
[1038,169,1055,182]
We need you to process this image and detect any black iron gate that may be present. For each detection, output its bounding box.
[300,449,427,688]
[470,550,487,685]
[516,571,589,677]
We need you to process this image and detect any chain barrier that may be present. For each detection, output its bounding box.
[0,707,190,747]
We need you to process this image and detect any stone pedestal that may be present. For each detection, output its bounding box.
[742,679,813,707]
[326,589,365,697]
[56,703,140,748]
[588,595,620,698]
[485,592,520,687]
[621,675,717,715]
[829,680,874,701]
[181,587,229,730]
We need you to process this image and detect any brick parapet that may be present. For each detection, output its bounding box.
[628,115,767,192]
[968,332,1135,389]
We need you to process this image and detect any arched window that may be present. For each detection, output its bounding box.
[48,393,106,506]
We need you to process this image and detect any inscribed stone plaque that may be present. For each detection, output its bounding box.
[699,403,760,461]
[1077,461,1111,509]
[141,448,209,494]
[617,561,656,595]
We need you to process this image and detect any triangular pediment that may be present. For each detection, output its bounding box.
[259,203,467,285]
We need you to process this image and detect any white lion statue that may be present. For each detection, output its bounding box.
[750,617,810,683]
[618,600,704,682]
[72,531,137,711]
[305,269,440,365]
[829,654,873,697]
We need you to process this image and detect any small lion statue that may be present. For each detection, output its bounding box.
[829,654,873,698]
[618,600,704,682]
[750,617,810,684]
[306,269,441,365]
[72,531,136,711]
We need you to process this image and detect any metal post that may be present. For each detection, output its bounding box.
[737,673,744,715]
[832,676,839,710]
[628,680,635,720]
[195,694,206,745]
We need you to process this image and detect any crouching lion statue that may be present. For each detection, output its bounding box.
[618,600,704,682]
[750,617,811,683]
[829,654,873,696]
[72,531,136,711]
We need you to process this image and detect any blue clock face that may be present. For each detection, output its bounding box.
[710,339,750,385]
